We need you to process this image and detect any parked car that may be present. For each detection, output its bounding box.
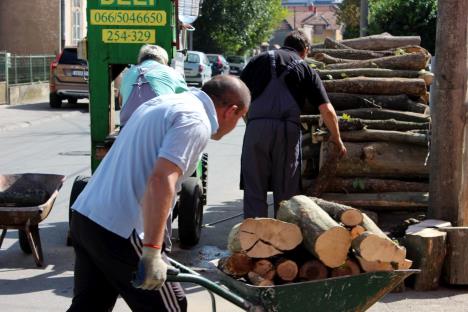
[184,51,212,87]
[227,55,248,75]
[49,47,89,108]
[206,54,230,76]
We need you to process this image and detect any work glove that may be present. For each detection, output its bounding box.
[132,246,168,290]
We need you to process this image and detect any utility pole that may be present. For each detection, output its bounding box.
[429,0,468,225]
[359,0,368,37]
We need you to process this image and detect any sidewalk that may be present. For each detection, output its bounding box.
[0,101,87,132]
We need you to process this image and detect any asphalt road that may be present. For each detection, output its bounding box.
[0,103,467,311]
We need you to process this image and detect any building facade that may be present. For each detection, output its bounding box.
[0,0,87,55]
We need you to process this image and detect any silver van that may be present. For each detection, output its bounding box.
[184,51,212,87]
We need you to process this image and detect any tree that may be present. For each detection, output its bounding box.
[193,0,287,55]
[336,0,361,39]
[369,0,437,54]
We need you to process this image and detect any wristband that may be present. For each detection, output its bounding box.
[143,243,162,250]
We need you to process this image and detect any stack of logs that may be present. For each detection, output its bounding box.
[301,34,432,212]
[219,195,411,286]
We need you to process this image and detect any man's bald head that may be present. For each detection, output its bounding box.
[201,75,251,112]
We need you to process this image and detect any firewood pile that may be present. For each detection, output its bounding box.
[218,195,412,286]
[301,34,432,213]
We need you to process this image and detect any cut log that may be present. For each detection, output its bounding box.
[401,228,447,290]
[321,193,429,210]
[324,178,429,193]
[356,256,393,272]
[321,141,429,179]
[331,259,361,277]
[339,129,428,146]
[353,232,406,263]
[276,259,299,282]
[218,253,254,278]
[323,77,427,97]
[277,195,351,268]
[440,227,468,285]
[326,93,428,113]
[299,260,328,281]
[247,272,274,286]
[300,116,430,132]
[361,213,388,239]
[323,37,354,50]
[227,218,303,258]
[397,259,413,270]
[309,197,363,227]
[313,53,356,64]
[326,52,428,70]
[350,225,366,240]
[339,35,421,51]
[253,259,276,281]
[311,49,394,61]
[307,145,339,196]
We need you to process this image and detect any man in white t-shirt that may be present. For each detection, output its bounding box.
[68,75,250,312]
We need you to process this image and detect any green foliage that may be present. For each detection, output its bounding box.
[369,0,437,54]
[193,0,287,55]
[336,0,360,39]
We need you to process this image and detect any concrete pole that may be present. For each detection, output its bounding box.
[429,0,468,225]
[359,0,368,37]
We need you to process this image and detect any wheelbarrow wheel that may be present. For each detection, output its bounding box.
[67,175,90,246]
[18,230,31,254]
[178,177,204,247]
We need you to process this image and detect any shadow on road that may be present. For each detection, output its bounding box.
[4,102,88,113]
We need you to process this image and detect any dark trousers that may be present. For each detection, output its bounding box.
[68,212,187,312]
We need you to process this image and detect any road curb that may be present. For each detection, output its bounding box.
[0,110,83,133]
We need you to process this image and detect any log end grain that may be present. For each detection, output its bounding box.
[299,260,328,281]
[315,226,352,268]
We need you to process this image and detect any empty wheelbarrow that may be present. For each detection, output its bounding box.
[167,258,419,312]
[0,173,65,267]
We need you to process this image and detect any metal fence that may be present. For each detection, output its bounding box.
[0,52,55,85]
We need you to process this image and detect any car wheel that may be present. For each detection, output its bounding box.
[68,98,78,105]
[49,92,62,108]
[178,177,204,247]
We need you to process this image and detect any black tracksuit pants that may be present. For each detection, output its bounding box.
[68,212,187,312]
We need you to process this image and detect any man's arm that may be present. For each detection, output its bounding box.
[142,157,182,247]
[319,103,347,158]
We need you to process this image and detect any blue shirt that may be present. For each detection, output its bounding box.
[120,60,189,107]
[72,89,218,248]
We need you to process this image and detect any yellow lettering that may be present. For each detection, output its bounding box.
[149,0,154,5]
[117,0,131,5]
[134,0,146,5]
[101,0,114,4]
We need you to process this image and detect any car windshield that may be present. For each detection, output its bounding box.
[187,53,200,63]
[227,56,244,63]
[59,49,87,65]
[207,55,219,63]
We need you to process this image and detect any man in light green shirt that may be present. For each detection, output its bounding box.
[119,44,189,126]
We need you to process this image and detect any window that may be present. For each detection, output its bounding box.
[187,53,200,63]
[72,0,82,46]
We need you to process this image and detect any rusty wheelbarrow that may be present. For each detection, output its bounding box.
[0,173,65,267]
[166,258,419,312]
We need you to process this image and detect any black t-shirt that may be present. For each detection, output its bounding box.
[240,47,329,114]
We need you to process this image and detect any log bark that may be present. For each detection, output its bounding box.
[326,52,428,70]
[276,259,299,282]
[311,49,394,61]
[339,35,421,50]
[325,178,429,193]
[440,227,468,285]
[313,53,356,64]
[339,129,428,146]
[307,145,339,196]
[320,69,433,85]
[277,195,351,268]
[321,193,429,209]
[253,259,276,281]
[336,108,430,123]
[323,77,427,97]
[298,260,328,281]
[321,141,429,179]
[309,197,363,227]
[247,272,274,286]
[227,218,303,258]
[326,93,428,113]
[330,259,361,277]
[323,37,354,49]
[401,228,446,291]
[356,256,393,272]
[218,253,254,278]
[352,232,406,263]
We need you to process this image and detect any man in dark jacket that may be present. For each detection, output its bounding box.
[240,30,346,218]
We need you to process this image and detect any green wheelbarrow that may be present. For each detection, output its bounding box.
[167,258,418,312]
